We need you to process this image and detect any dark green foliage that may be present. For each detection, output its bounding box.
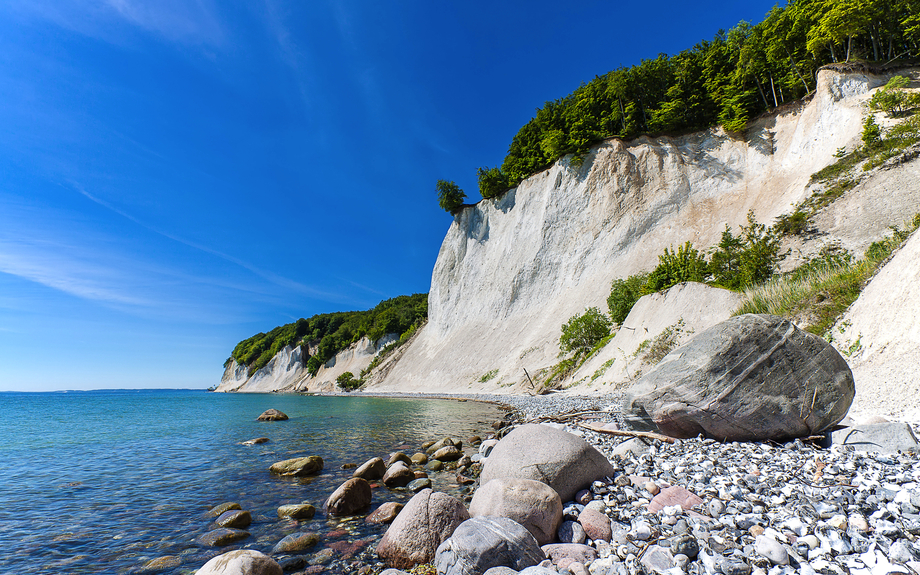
[336,372,363,391]
[709,211,783,289]
[607,273,650,325]
[437,180,466,215]
[869,76,915,116]
[559,307,612,355]
[230,293,428,376]
[774,210,812,236]
[645,241,710,293]
[448,0,920,194]
[477,166,510,199]
[862,115,882,148]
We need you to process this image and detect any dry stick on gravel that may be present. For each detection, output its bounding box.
[577,422,677,444]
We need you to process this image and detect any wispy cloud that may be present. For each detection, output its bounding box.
[69,183,344,302]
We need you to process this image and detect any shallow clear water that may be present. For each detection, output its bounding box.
[0,389,505,574]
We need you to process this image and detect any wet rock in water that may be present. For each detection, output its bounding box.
[341,462,357,469]
[408,478,433,492]
[269,456,323,477]
[622,314,854,441]
[277,503,315,520]
[196,549,281,575]
[469,436,483,447]
[276,556,307,572]
[480,424,615,501]
[353,457,386,480]
[426,460,444,471]
[469,478,563,546]
[377,488,470,569]
[138,555,181,572]
[831,422,920,454]
[411,452,429,465]
[383,462,415,488]
[433,445,463,462]
[256,409,288,421]
[198,527,250,547]
[207,502,242,517]
[435,516,544,575]
[413,470,429,479]
[457,474,476,485]
[308,548,334,565]
[427,437,462,455]
[325,477,372,516]
[240,437,269,446]
[271,531,320,553]
[215,509,251,529]
[386,452,413,467]
[367,501,404,524]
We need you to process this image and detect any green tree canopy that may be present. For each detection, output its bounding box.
[436,179,466,215]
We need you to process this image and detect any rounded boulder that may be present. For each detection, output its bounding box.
[196,549,282,575]
[353,457,386,480]
[434,516,545,575]
[376,488,470,569]
[325,477,372,516]
[469,478,562,545]
[269,456,323,477]
[479,424,615,502]
[256,409,288,421]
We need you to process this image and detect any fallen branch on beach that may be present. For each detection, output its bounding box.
[577,422,677,444]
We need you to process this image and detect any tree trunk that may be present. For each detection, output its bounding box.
[870,26,880,61]
[784,45,810,92]
[755,77,770,109]
[846,36,853,62]
[830,42,837,63]
[770,75,779,108]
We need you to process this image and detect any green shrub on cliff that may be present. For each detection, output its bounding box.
[230,293,428,376]
[559,307,612,355]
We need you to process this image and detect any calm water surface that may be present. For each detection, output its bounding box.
[0,389,505,574]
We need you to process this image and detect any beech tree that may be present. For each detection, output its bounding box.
[436,179,466,215]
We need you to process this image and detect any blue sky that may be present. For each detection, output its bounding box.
[0,0,782,391]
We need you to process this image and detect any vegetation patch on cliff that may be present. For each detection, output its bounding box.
[228,293,428,376]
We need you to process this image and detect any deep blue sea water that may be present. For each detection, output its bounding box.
[0,389,505,574]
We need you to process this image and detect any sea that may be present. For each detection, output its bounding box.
[0,389,506,574]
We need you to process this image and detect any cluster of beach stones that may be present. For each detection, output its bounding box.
[367,422,920,575]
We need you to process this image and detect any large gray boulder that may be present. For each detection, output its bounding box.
[196,550,281,575]
[622,314,855,441]
[434,516,545,575]
[469,478,563,545]
[376,489,470,569]
[479,424,615,502]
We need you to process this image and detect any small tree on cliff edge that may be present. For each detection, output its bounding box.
[437,180,466,215]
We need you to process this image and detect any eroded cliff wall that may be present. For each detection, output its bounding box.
[365,69,888,393]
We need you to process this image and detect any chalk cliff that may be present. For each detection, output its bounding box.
[364,68,901,393]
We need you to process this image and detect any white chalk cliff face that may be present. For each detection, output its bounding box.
[216,334,398,393]
[366,69,889,393]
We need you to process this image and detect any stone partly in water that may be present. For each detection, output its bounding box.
[432,445,463,461]
[240,437,270,445]
[622,314,855,441]
[325,477,372,516]
[479,424,615,502]
[138,556,182,572]
[377,488,470,569]
[469,478,563,546]
[256,409,288,421]
[271,531,320,554]
[407,478,433,492]
[277,503,316,520]
[386,452,413,468]
[435,516,545,575]
[198,527,250,547]
[367,502,404,524]
[353,457,387,480]
[196,549,282,575]
[207,502,242,517]
[382,462,415,488]
[215,509,252,529]
[269,456,324,477]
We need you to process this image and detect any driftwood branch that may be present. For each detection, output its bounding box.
[577,422,676,444]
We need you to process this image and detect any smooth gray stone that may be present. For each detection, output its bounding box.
[483,568,519,575]
[622,314,854,441]
[832,422,920,454]
[435,516,544,575]
[479,424,614,502]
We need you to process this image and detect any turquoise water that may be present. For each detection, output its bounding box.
[0,389,504,574]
